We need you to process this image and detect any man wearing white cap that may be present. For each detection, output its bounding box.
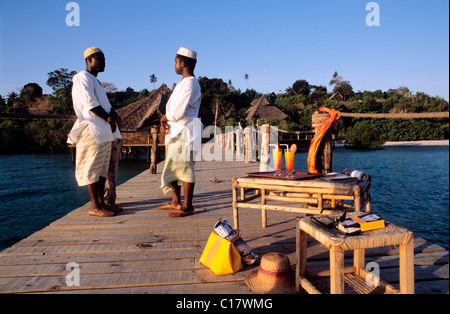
[158,47,202,217]
[68,47,122,217]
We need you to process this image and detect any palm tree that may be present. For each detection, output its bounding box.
[244,73,249,90]
[329,71,354,100]
[149,74,157,90]
[6,92,19,105]
[329,71,342,88]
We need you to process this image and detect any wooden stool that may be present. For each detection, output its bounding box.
[296,212,415,294]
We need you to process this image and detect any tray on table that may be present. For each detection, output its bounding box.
[246,171,324,180]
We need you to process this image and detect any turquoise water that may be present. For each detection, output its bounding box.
[0,146,449,251]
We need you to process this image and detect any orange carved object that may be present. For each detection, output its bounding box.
[307,107,340,173]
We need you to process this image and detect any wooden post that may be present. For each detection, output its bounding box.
[261,188,267,228]
[255,120,259,161]
[259,124,270,172]
[311,111,333,174]
[296,226,308,292]
[149,126,159,174]
[232,178,239,229]
[244,128,250,164]
[399,237,415,294]
[354,249,365,275]
[330,247,345,294]
[214,102,218,128]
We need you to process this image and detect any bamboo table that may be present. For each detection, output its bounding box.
[231,174,371,229]
[296,212,415,294]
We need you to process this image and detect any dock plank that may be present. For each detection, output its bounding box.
[0,159,448,294]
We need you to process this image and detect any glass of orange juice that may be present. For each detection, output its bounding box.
[272,148,282,176]
[285,150,295,177]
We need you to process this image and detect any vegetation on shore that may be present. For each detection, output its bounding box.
[1,69,448,153]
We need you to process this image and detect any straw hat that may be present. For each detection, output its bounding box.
[245,252,296,294]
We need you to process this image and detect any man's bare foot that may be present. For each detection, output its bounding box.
[157,203,182,210]
[168,206,194,217]
[170,202,182,210]
[89,208,115,217]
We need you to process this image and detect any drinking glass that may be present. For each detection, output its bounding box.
[285,151,295,177]
[272,149,282,176]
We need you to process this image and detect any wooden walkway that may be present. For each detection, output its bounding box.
[0,159,448,294]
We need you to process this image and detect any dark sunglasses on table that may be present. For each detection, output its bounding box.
[310,210,346,229]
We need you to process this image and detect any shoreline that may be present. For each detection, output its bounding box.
[383,140,449,146]
[334,139,449,148]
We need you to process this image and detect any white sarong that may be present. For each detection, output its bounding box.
[75,126,111,186]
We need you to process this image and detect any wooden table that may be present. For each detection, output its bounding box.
[231,174,371,229]
[296,212,415,294]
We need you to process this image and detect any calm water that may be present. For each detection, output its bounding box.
[292,145,449,250]
[0,146,449,251]
[0,155,149,251]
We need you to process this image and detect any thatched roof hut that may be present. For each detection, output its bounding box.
[117,84,171,132]
[117,83,215,132]
[245,95,288,121]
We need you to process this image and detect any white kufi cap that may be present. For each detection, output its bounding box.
[177,47,197,60]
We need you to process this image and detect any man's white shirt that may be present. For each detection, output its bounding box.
[68,70,121,144]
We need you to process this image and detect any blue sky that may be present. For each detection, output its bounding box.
[1,0,449,100]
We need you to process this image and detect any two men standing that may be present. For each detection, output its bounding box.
[69,47,201,218]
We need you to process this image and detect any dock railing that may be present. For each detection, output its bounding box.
[118,123,317,174]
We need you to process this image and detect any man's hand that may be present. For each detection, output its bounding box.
[107,115,117,133]
[110,109,121,129]
[160,115,169,135]
[90,106,119,133]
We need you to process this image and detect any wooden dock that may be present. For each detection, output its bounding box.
[0,159,448,294]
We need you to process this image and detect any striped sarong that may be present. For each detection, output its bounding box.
[75,126,111,186]
[161,133,195,195]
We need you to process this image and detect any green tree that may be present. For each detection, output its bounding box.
[297,103,319,130]
[139,88,150,98]
[345,120,385,149]
[0,120,30,153]
[329,71,354,100]
[348,97,382,113]
[47,91,74,115]
[309,85,327,104]
[20,83,43,107]
[268,118,299,131]
[46,68,77,115]
[0,95,6,112]
[198,76,233,114]
[396,86,411,97]
[46,68,77,91]
[274,94,306,121]
[292,79,311,96]
[28,120,74,153]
